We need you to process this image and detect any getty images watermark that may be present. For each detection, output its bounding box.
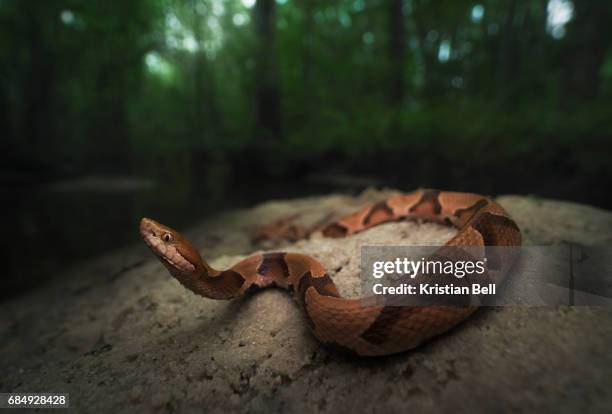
[361,245,612,307]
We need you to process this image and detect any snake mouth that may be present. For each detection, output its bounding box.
[139,218,161,249]
[140,218,196,273]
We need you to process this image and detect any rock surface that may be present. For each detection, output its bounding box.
[1,190,611,413]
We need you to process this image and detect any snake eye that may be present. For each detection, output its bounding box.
[162,233,173,243]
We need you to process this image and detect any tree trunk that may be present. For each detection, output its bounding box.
[254,0,282,141]
[89,63,130,172]
[0,84,8,145]
[23,6,56,162]
[562,1,612,99]
[499,0,519,85]
[388,0,405,105]
[191,5,220,139]
[299,0,313,93]
[412,0,433,98]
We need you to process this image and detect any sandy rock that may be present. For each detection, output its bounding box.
[1,190,611,413]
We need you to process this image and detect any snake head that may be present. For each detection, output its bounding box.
[139,217,205,277]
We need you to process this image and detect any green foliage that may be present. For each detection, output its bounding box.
[1,0,611,179]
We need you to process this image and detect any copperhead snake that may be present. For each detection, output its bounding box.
[140,190,521,356]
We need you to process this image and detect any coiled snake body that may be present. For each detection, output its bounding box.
[140,190,521,356]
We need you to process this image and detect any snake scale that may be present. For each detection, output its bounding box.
[140,190,521,356]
